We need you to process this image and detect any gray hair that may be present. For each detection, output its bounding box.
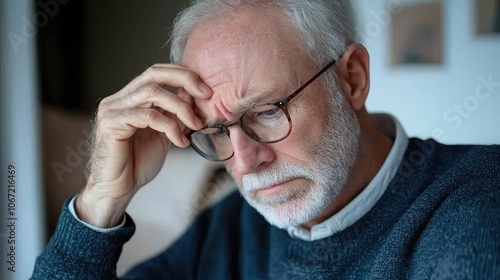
[169,0,356,69]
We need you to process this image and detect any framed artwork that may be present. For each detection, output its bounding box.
[476,0,500,35]
[390,2,443,66]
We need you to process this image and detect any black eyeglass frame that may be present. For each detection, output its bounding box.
[187,59,337,161]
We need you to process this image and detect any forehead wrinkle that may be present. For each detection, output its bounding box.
[205,88,281,126]
[215,99,237,123]
[197,56,309,126]
[206,94,250,125]
[231,91,277,114]
[184,5,313,126]
[199,57,237,83]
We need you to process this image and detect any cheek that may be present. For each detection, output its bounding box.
[276,104,329,162]
[224,96,330,180]
[225,160,242,186]
[277,124,324,164]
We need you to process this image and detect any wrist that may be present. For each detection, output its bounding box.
[75,190,129,228]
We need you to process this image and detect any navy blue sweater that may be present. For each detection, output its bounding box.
[32,139,500,279]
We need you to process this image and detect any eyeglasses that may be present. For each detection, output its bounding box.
[187,60,337,161]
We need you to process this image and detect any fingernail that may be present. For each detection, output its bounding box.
[182,134,190,146]
[195,118,204,129]
[198,83,212,96]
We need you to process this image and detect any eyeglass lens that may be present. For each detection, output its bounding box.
[189,103,291,161]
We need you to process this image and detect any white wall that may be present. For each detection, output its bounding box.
[0,1,45,279]
[352,0,500,144]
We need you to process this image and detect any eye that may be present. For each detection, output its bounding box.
[207,127,228,146]
[254,107,283,120]
[200,127,226,137]
[212,127,227,138]
[250,106,285,126]
[260,108,280,116]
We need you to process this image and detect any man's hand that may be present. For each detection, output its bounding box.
[75,64,212,228]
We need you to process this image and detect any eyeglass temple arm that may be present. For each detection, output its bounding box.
[284,60,337,103]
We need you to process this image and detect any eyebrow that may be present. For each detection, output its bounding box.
[235,88,289,113]
[206,90,285,126]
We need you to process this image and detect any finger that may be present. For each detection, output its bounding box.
[127,64,213,100]
[178,88,195,107]
[125,84,204,130]
[102,108,190,147]
[150,63,189,70]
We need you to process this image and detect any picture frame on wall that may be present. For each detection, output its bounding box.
[476,0,500,36]
[390,1,443,66]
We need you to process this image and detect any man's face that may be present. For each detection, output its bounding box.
[182,6,360,228]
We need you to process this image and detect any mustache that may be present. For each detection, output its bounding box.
[241,162,314,192]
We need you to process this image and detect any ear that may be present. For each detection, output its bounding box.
[336,43,370,112]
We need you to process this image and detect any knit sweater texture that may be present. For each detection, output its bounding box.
[32,138,500,279]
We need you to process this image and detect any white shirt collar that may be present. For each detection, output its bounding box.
[287,114,409,241]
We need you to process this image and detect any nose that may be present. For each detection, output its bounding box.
[227,126,275,175]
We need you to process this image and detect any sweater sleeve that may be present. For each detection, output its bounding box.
[31,197,136,280]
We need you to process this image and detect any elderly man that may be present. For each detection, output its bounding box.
[33,0,499,279]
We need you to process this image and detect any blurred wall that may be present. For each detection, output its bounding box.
[354,0,500,144]
[81,0,189,108]
[1,1,45,279]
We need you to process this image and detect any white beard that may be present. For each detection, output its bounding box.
[239,89,360,229]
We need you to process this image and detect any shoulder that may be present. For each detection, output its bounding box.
[406,140,500,278]
[400,138,500,186]
[409,139,500,233]
[413,184,500,279]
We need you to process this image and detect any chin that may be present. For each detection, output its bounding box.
[242,185,329,229]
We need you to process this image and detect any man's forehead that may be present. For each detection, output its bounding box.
[180,4,311,125]
[193,80,289,125]
[181,3,302,67]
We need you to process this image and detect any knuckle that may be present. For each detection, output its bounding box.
[142,84,161,97]
[151,63,164,68]
[96,114,113,134]
[184,71,199,83]
[142,109,161,122]
[95,107,106,122]
[96,102,111,120]
[177,100,192,112]
[97,110,115,126]
[96,95,120,119]
[97,108,123,132]
[97,96,110,110]
[142,67,157,81]
[135,85,163,105]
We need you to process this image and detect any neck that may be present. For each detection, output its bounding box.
[302,113,393,230]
